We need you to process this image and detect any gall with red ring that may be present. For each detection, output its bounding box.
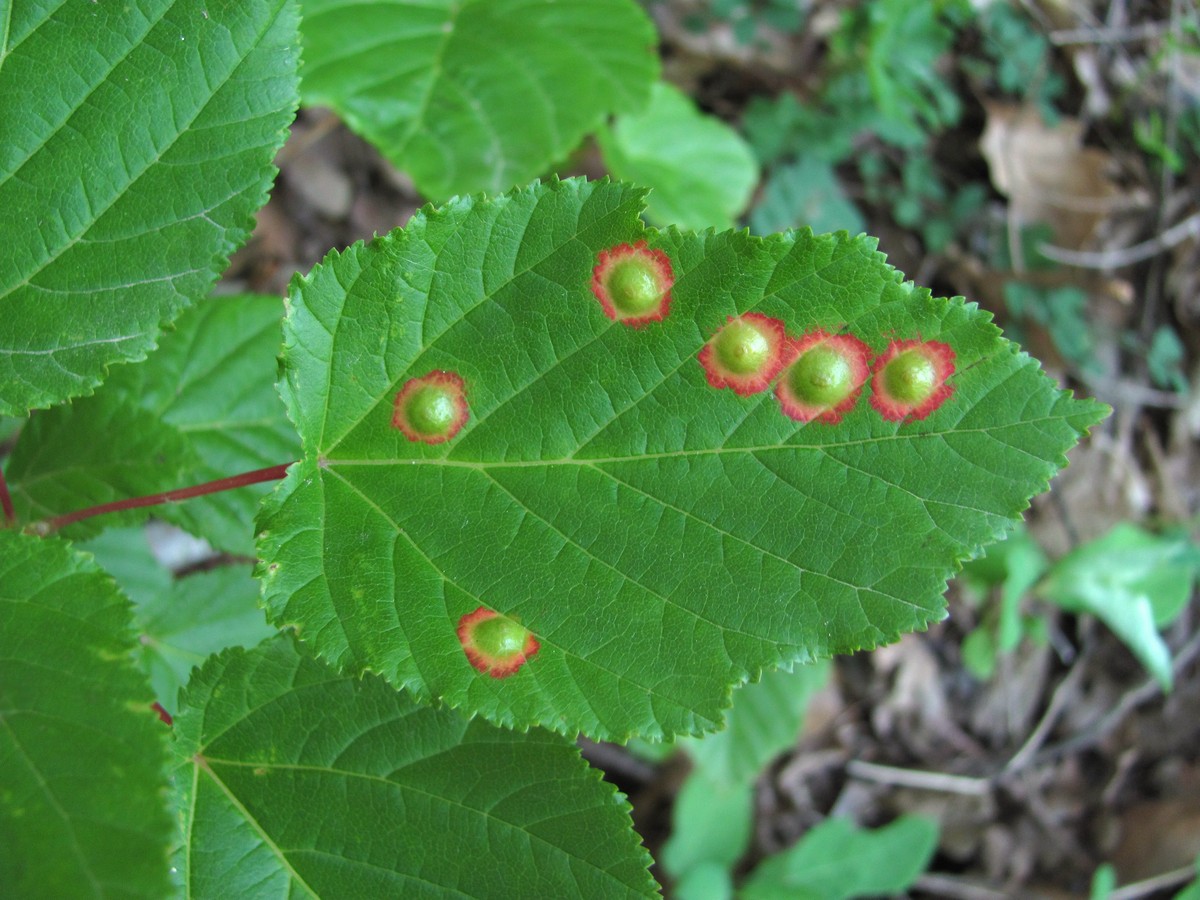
[775,331,872,424]
[869,339,956,423]
[590,240,674,326]
[457,607,540,678]
[698,313,788,395]
[392,371,469,444]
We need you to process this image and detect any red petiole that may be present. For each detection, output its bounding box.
[34,463,293,533]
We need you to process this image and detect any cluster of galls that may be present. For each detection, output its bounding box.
[390,240,959,680]
[593,241,956,424]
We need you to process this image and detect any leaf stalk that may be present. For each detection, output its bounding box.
[39,463,293,533]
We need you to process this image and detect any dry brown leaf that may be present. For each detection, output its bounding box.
[980,102,1130,251]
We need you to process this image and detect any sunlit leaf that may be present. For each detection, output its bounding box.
[258,177,1107,741]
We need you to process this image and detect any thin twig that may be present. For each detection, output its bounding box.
[845,760,991,796]
[40,463,293,533]
[1049,21,1168,45]
[1109,864,1198,900]
[914,873,1011,900]
[1003,657,1089,774]
[1039,210,1200,268]
[1027,631,1200,768]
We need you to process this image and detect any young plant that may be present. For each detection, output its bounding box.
[0,1,1109,896]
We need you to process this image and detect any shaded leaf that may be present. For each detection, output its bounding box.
[598,82,759,229]
[172,636,656,898]
[300,0,657,198]
[6,295,298,553]
[80,526,278,713]
[741,816,939,900]
[0,0,299,415]
[0,531,172,899]
[258,177,1107,741]
[135,567,276,714]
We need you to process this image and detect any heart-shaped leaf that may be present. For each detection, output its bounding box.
[257,177,1107,741]
[172,636,656,897]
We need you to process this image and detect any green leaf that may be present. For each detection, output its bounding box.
[675,863,735,900]
[741,816,939,900]
[684,662,830,786]
[136,566,277,714]
[0,1,299,415]
[1090,863,1117,900]
[1174,855,1200,900]
[78,527,173,608]
[258,177,1108,741]
[79,526,277,712]
[661,770,754,879]
[0,531,172,899]
[172,636,657,897]
[6,294,298,552]
[960,524,1048,655]
[1039,524,1198,690]
[598,82,759,230]
[299,0,658,199]
[750,160,866,237]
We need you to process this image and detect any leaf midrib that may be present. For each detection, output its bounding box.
[318,415,1072,469]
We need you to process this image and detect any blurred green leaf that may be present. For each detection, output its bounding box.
[598,82,759,229]
[79,526,278,713]
[6,295,298,553]
[299,0,658,198]
[661,770,754,879]
[1148,326,1188,394]
[741,815,940,900]
[750,161,866,237]
[1039,524,1198,690]
[961,524,1049,658]
[675,861,734,900]
[1090,863,1117,900]
[684,662,831,787]
[79,526,173,608]
[134,567,276,715]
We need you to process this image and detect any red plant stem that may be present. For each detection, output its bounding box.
[43,463,293,533]
[0,466,15,528]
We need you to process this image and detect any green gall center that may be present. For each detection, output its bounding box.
[473,616,531,659]
[789,344,853,406]
[607,260,662,315]
[407,386,457,436]
[883,350,937,403]
[714,321,771,375]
